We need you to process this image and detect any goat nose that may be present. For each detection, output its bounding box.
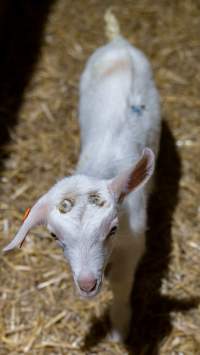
[78,275,97,292]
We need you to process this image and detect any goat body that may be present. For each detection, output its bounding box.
[4,36,160,341]
[76,37,160,340]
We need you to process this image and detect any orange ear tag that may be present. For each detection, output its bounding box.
[22,208,31,222]
[19,208,31,248]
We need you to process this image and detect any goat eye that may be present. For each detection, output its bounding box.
[58,198,73,213]
[107,226,118,239]
[50,233,58,240]
[50,233,65,249]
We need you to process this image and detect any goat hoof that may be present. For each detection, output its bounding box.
[106,328,125,343]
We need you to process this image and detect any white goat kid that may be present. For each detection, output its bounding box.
[4,36,160,341]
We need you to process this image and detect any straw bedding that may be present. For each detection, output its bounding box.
[0,1,200,354]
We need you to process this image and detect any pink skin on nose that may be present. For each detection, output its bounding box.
[78,274,97,293]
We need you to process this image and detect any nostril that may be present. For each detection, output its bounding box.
[78,277,97,293]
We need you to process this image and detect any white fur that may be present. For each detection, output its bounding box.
[4,35,160,341]
[76,37,160,340]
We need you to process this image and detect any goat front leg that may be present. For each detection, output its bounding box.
[108,231,145,342]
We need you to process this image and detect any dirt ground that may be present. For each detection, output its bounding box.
[0,1,200,354]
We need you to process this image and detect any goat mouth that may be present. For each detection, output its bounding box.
[77,278,102,298]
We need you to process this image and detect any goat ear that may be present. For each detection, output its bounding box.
[3,195,49,252]
[109,148,155,202]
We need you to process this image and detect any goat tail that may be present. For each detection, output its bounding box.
[104,8,121,41]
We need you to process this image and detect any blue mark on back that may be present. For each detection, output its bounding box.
[131,105,145,116]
